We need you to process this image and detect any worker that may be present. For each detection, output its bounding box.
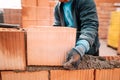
[53,0,100,69]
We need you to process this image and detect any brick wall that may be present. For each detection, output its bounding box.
[0,27,120,79]
[1,71,48,80]
[51,69,94,80]
[3,9,21,25]
[26,27,76,66]
[2,0,120,39]
[0,29,26,70]
[1,0,120,80]
[1,68,120,80]
[95,69,120,80]
[0,27,77,70]
[95,0,120,39]
[21,0,52,27]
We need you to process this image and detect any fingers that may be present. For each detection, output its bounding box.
[63,55,80,69]
[63,49,81,69]
[63,62,73,69]
[72,53,80,62]
[63,59,75,70]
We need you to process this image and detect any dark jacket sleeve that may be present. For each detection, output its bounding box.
[53,3,61,26]
[74,0,99,56]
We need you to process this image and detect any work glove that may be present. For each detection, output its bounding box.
[63,48,81,69]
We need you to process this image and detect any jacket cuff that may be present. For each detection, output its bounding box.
[76,40,90,52]
[73,45,85,57]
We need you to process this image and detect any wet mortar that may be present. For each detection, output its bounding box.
[77,55,120,69]
[25,55,120,71]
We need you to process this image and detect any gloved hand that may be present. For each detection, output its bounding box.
[63,48,81,69]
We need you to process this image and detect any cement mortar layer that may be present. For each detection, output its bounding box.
[24,55,120,71]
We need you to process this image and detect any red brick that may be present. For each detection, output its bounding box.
[49,1,57,20]
[37,0,49,7]
[3,9,21,25]
[95,69,120,80]
[95,69,113,80]
[104,56,120,61]
[21,0,37,7]
[1,71,48,80]
[37,20,50,26]
[112,68,120,80]
[36,7,50,20]
[96,2,117,39]
[49,1,57,8]
[51,69,94,80]
[50,8,55,20]
[22,7,37,20]
[98,29,108,39]
[10,15,21,24]
[50,19,54,26]
[27,27,76,66]
[0,30,26,70]
[22,20,37,28]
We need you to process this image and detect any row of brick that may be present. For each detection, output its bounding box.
[0,27,76,70]
[22,0,120,7]
[21,0,57,27]
[22,20,51,28]
[22,0,49,7]
[22,7,51,27]
[22,7,50,20]
[94,0,120,39]
[0,69,120,80]
[8,0,114,39]
[95,68,120,80]
[96,3,116,39]
[23,0,118,39]
[22,0,56,27]
[3,0,119,39]
[3,9,21,25]
[105,56,120,61]
[95,0,120,39]
[1,27,120,70]
[3,0,57,27]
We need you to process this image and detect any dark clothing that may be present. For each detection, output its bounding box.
[54,0,100,56]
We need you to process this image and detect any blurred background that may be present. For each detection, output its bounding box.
[0,0,120,56]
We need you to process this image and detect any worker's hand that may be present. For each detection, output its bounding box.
[63,49,81,69]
